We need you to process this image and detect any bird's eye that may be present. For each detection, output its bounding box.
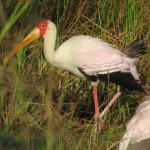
[41,24,45,28]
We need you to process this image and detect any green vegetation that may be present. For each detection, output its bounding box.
[0,0,149,149]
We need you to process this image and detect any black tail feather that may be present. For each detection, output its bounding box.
[98,72,145,92]
[121,39,147,58]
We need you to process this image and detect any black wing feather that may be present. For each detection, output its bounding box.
[78,68,144,92]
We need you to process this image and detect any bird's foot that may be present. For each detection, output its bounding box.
[94,112,101,131]
[93,119,102,141]
[93,113,102,141]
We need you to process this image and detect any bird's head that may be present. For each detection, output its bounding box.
[3,20,50,63]
[36,20,49,36]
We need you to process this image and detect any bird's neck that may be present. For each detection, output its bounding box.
[43,27,57,64]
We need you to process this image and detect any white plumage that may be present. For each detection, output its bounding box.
[43,21,140,84]
[119,96,150,150]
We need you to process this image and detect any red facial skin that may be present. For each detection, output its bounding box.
[36,20,49,36]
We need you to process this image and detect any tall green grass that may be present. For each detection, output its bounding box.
[0,0,31,41]
[0,0,149,150]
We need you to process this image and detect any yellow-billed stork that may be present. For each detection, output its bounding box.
[3,20,146,135]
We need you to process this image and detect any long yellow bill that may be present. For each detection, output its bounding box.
[3,27,40,63]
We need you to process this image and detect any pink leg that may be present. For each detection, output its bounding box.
[98,91,122,119]
[92,86,100,135]
[93,86,100,120]
[93,90,122,140]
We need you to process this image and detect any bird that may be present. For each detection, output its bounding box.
[3,20,146,135]
[119,96,150,150]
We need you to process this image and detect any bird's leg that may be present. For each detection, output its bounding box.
[93,90,122,140]
[98,91,122,119]
[93,86,100,120]
[92,87,122,140]
[92,86,101,134]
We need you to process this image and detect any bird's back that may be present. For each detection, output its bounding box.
[57,35,119,55]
